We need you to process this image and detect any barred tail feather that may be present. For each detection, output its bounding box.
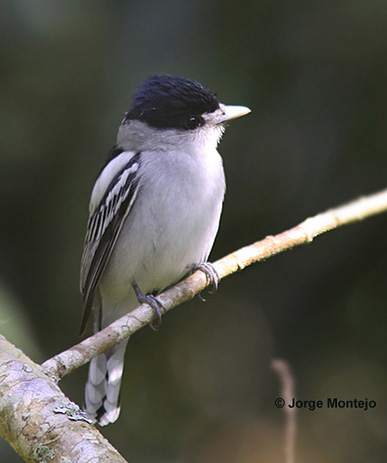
[84,338,129,426]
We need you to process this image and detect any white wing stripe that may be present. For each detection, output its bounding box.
[86,162,139,243]
[89,151,139,213]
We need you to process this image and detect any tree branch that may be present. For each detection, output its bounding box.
[2,187,387,461]
[0,335,128,463]
[42,187,387,380]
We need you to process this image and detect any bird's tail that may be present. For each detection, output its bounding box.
[84,338,129,426]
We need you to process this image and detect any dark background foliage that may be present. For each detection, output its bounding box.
[1,1,386,461]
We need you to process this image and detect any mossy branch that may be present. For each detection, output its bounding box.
[2,187,387,462]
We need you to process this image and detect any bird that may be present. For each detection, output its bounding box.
[80,74,250,425]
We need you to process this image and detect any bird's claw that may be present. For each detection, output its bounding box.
[132,282,164,330]
[193,262,220,299]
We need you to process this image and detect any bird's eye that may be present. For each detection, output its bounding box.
[185,116,204,130]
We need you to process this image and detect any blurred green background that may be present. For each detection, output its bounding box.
[1,1,387,462]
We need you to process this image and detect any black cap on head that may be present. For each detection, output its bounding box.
[124,75,220,130]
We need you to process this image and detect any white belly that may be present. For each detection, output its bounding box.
[98,148,225,313]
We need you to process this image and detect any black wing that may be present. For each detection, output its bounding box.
[80,152,141,334]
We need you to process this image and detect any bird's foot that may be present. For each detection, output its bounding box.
[192,262,220,300]
[132,282,164,331]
